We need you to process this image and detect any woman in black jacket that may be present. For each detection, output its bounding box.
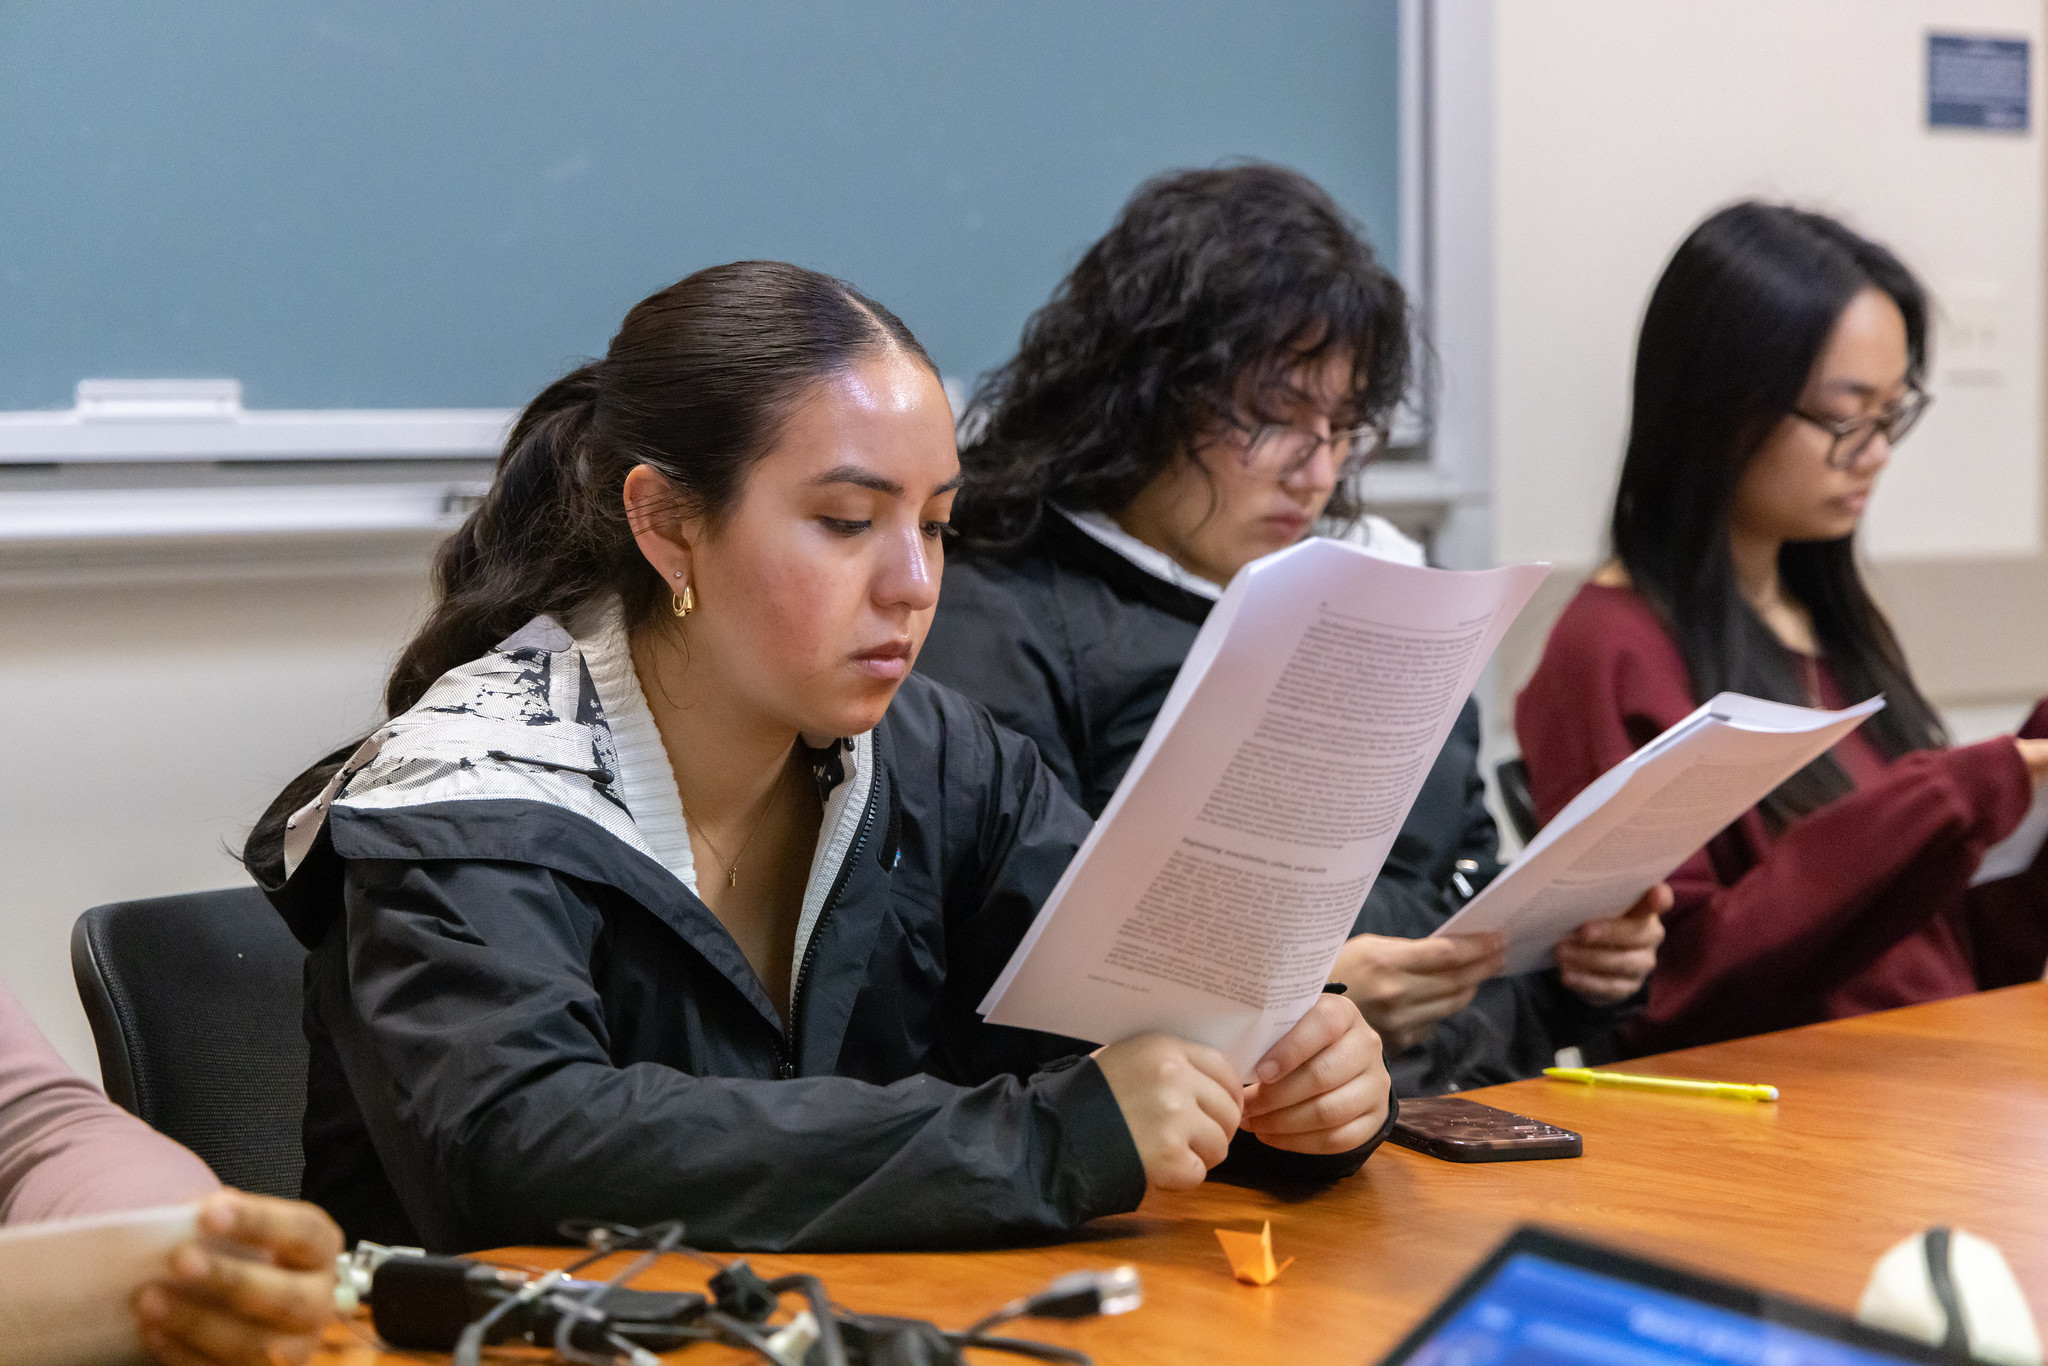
[246,260,1391,1254]
[919,165,1668,1095]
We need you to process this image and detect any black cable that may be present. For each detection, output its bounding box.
[452,1266,570,1366]
[427,1219,1120,1366]
[766,1272,849,1366]
[551,1222,685,1365]
[701,1309,785,1361]
[953,1332,1094,1365]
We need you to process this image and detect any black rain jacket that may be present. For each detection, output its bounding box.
[248,615,1389,1254]
[917,511,1622,1095]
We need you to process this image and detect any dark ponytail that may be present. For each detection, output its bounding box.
[385,365,606,713]
[248,260,935,876]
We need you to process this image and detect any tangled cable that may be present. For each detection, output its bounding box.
[350,1218,1142,1366]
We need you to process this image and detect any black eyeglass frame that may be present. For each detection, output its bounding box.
[1226,418,1388,481]
[1788,387,1932,470]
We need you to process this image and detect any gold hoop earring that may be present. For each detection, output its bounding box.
[671,584,695,618]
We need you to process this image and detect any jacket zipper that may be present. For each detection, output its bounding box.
[777,778,880,1078]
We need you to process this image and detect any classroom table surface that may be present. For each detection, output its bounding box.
[319,982,2048,1365]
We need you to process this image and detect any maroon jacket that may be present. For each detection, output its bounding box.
[1518,583,2048,1055]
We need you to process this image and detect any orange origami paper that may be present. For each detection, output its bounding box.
[1214,1221,1294,1285]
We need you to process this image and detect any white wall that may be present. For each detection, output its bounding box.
[0,549,433,1077]
[1463,0,2045,569]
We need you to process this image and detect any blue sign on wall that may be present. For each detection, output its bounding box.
[1928,33,2030,130]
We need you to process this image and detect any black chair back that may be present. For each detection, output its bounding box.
[1496,757,1542,845]
[70,887,306,1199]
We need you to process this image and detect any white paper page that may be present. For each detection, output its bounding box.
[1438,692,1885,975]
[981,539,1548,1072]
[1972,780,2048,885]
[0,1202,200,1366]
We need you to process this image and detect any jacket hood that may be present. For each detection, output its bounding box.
[255,613,867,958]
[283,615,642,874]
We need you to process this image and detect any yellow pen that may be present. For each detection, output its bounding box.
[1543,1067,1779,1102]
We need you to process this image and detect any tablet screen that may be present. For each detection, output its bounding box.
[1399,1248,1929,1366]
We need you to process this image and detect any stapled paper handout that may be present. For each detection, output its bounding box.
[979,538,1547,1072]
[1438,692,1885,975]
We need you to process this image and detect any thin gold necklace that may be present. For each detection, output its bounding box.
[681,766,784,890]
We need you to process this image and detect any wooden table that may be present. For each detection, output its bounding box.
[321,983,2048,1364]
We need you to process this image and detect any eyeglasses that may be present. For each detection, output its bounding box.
[1237,421,1386,480]
[1790,388,1932,469]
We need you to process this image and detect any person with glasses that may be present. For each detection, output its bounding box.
[1518,201,2048,1056]
[919,164,1668,1098]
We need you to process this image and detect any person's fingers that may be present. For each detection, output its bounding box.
[1151,1143,1210,1191]
[1242,1070,1387,1137]
[1557,937,1660,977]
[1187,1109,1234,1171]
[1560,966,1650,1005]
[1188,1063,1244,1137]
[138,1325,220,1366]
[1250,995,1351,1084]
[1566,959,1655,986]
[1244,1010,1376,1117]
[1371,983,1481,1040]
[1561,967,1651,1001]
[1556,941,1658,974]
[162,1243,334,1333]
[198,1191,344,1272]
[137,1280,324,1366]
[1604,884,1674,925]
[1409,952,1505,995]
[1245,1044,1393,1153]
[1379,932,1507,973]
[1180,1040,1244,1096]
[1397,958,1499,1004]
[1567,886,1672,945]
[1570,916,1661,950]
[1251,1104,1392,1155]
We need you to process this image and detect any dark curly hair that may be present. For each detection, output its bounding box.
[951,162,1411,550]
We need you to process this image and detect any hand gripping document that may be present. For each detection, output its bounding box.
[1435,691,1885,975]
[979,538,1548,1073]
[0,1203,200,1366]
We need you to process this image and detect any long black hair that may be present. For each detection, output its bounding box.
[1611,201,1945,821]
[247,260,934,873]
[951,162,1411,549]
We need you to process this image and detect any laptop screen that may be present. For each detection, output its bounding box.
[1384,1232,1946,1366]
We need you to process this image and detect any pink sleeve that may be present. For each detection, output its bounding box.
[0,986,218,1225]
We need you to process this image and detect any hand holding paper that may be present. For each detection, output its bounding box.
[1438,693,1885,975]
[1551,884,1670,1005]
[133,1190,343,1366]
[980,539,1547,1072]
[1971,765,2048,886]
[1238,993,1392,1154]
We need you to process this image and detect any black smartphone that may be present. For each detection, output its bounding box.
[1389,1096,1582,1162]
